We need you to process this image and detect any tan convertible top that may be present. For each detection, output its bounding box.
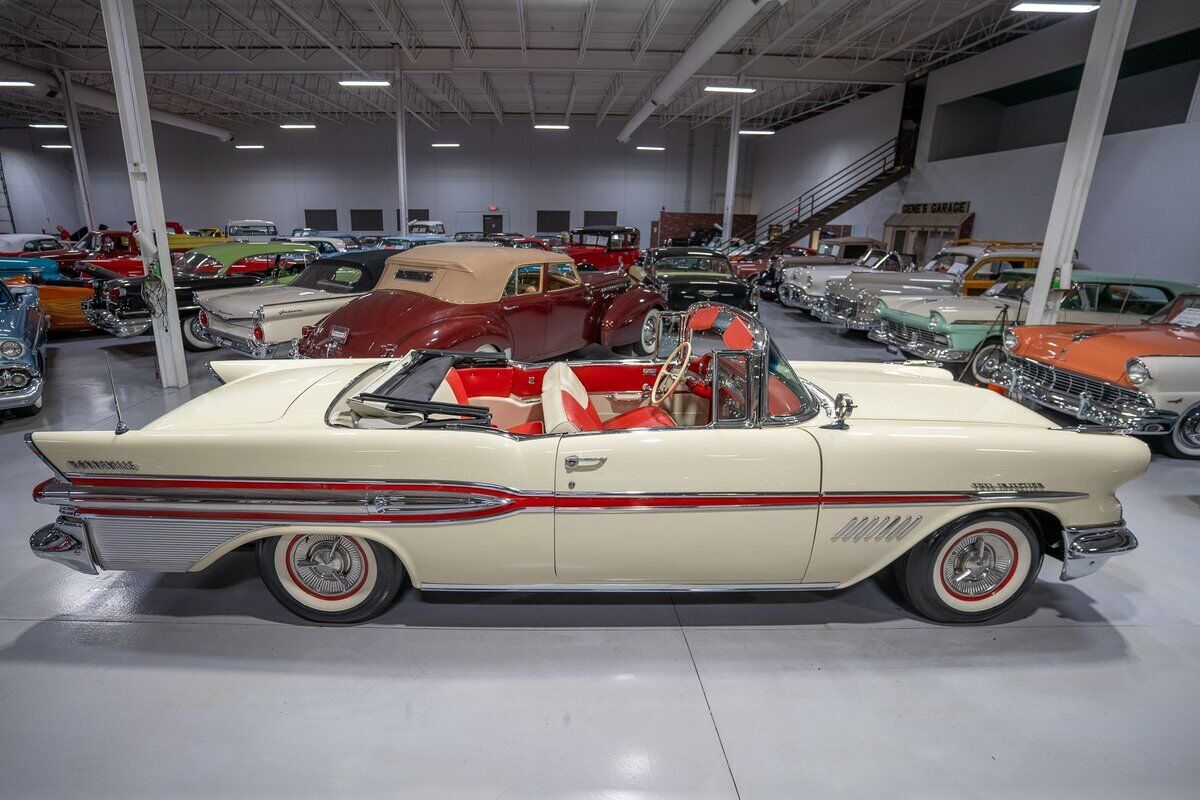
[376,243,576,304]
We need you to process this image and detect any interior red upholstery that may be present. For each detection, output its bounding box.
[723,316,756,350]
[508,420,544,435]
[542,361,676,433]
[560,389,604,432]
[443,368,469,404]
[603,406,676,430]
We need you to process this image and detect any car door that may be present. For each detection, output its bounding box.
[498,263,549,359]
[552,426,822,584]
[543,262,592,354]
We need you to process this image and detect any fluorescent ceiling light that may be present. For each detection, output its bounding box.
[41,144,71,149]
[338,79,390,87]
[704,85,756,94]
[279,123,316,129]
[431,143,460,148]
[1011,3,1099,11]
[0,81,36,88]
[636,146,666,151]
[235,144,264,150]
[738,129,775,136]
[534,124,570,130]
[29,123,67,129]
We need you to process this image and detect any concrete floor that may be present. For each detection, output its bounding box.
[2,303,1198,799]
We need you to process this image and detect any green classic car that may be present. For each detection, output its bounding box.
[868,268,1199,384]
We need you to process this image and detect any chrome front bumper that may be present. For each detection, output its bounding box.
[778,284,818,310]
[0,372,43,411]
[1059,522,1138,580]
[814,298,874,330]
[1009,366,1178,434]
[868,323,972,363]
[83,306,152,337]
[198,327,288,359]
[29,517,98,575]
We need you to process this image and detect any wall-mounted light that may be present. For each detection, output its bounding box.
[41,144,72,149]
[279,123,316,129]
[738,129,775,136]
[533,124,570,130]
[235,144,265,150]
[431,143,460,148]
[1011,2,1098,12]
[338,79,391,87]
[704,85,756,94]
[636,146,666,151]
[29,123,67,129]
[0,81,36,88]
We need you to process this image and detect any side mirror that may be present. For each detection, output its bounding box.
[821,393,856,430]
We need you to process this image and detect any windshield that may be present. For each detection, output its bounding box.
[654,256,731,276]
[289,261,376,293]
[228,224,277,237]
[922,251,975,274]
[982,278,1035,301]
[1145,294,1200,327]
[174,251,223,277]
[768,344,819,420]
[568,232,610,247]
[335,236,361,247]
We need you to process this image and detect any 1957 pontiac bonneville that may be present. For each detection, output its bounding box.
[27,305,1145,625]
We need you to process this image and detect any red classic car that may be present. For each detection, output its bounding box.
[0,234,69,260]
[497,236,553,251]
[76,230,232,279]
[559,226,641,271]
[295,244,666,360]
[48,230,138,275]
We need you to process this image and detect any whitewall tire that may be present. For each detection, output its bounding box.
[897,512,1041,624]
[964,339,1005,386]
[633,309,662,357]
[181,315,218,352]
[256,533,404,624]
[1162,402,1200,460]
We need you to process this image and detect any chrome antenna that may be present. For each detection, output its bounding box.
[104,353,129,435]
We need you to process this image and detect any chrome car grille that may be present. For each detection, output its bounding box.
[826,295,856,318]
[1012,357,1148,409]
[881,318,940,348]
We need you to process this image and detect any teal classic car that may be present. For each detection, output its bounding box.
[0,279,48,417]
[868,269,1199,384]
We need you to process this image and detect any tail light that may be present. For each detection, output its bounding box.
[252,323,265,342]
[197,310,208,328]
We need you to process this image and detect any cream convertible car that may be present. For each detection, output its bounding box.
[26,306,1145,625]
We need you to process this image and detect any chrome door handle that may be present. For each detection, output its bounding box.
[564,455,607,470]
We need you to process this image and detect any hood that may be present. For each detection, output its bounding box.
[796,361,1051,427]
[783,265,858,289]
[835,271,956,298]
[1013,324,1200,385]
[562,244,604,260]
[0,287,38,339]
[886,295,1015,324]
[197,284,338,320]
[80,256,143,277]
[303,290,454,357]
[658,273,747,293]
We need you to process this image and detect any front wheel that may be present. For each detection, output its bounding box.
[1162,402,1200,459]
[896,512,1042,624]
[181,314,217,352]
[256,533,405,624]
[961,338,1006,385]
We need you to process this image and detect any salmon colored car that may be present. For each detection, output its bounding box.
[1005,292,1200,459]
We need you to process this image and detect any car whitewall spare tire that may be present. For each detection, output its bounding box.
[256,533,404,624]
[897,512,1042,624]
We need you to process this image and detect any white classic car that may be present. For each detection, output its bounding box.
[27,304,1145,625]
[194,250,392,358]
[779,248,914,311]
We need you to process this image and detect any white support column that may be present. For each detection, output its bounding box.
[1026,0,1137,325]
[394,45,409,235]
[56,69,96,232]
[721,95,741,243]
[99,0,187,388]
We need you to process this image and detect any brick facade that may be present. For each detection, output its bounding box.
[651,211,759,247]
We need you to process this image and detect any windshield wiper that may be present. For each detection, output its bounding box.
[354,393,493,428]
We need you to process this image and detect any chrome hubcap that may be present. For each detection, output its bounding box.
[973,346,1003,382]
[1178,407,1200,449]
[289,535,366,598]
[942,531,1014,598]
[641,314,658,351]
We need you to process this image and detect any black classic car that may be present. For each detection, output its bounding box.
[633,247,757,313]
[83,241,317,351]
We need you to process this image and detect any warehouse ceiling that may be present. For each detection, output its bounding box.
[0,0,1062,132]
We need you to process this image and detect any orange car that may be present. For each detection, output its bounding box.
[3,275,94,332]
[1005,292,1200,459]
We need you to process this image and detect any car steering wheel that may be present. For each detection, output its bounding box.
[651,341,692,405]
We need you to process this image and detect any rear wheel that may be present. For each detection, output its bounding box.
[630,309,662,357]
[256,533,405,624]
[897,512,1041,624]
[1162,402,1200,459]
[181,314,217,352]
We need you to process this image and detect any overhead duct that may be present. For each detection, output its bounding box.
[616,0,779,142]
[0,59,235,142]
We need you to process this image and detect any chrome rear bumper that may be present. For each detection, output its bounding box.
[198,327,287,359]
[1060,522,1137,580]
[29,517,98,575]
[83,306,151,337]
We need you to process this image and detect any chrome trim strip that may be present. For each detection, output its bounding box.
[419,582,840,593]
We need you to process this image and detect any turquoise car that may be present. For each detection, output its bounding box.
[0,279,48,417]
[0,256,65,282]
[869,268,1199,384]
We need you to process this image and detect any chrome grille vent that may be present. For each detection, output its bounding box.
[831,516,923,543]
[882,318,939,347]
[827,295,857,317]
[1013,358,1147,408]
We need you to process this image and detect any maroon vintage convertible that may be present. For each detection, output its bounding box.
[294,244,666,359]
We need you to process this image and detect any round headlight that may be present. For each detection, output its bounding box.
[928,312,946,331]
[875,299,887,314]
[9,371,29,388]
[1002,328,1018,352]
[1125,358,1151,386]
[0,340,23,359]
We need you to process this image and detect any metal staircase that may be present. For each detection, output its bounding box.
[0,154,14,234]
[729,137,911,257]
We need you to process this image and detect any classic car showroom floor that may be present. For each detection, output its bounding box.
[2,302,1197,799]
